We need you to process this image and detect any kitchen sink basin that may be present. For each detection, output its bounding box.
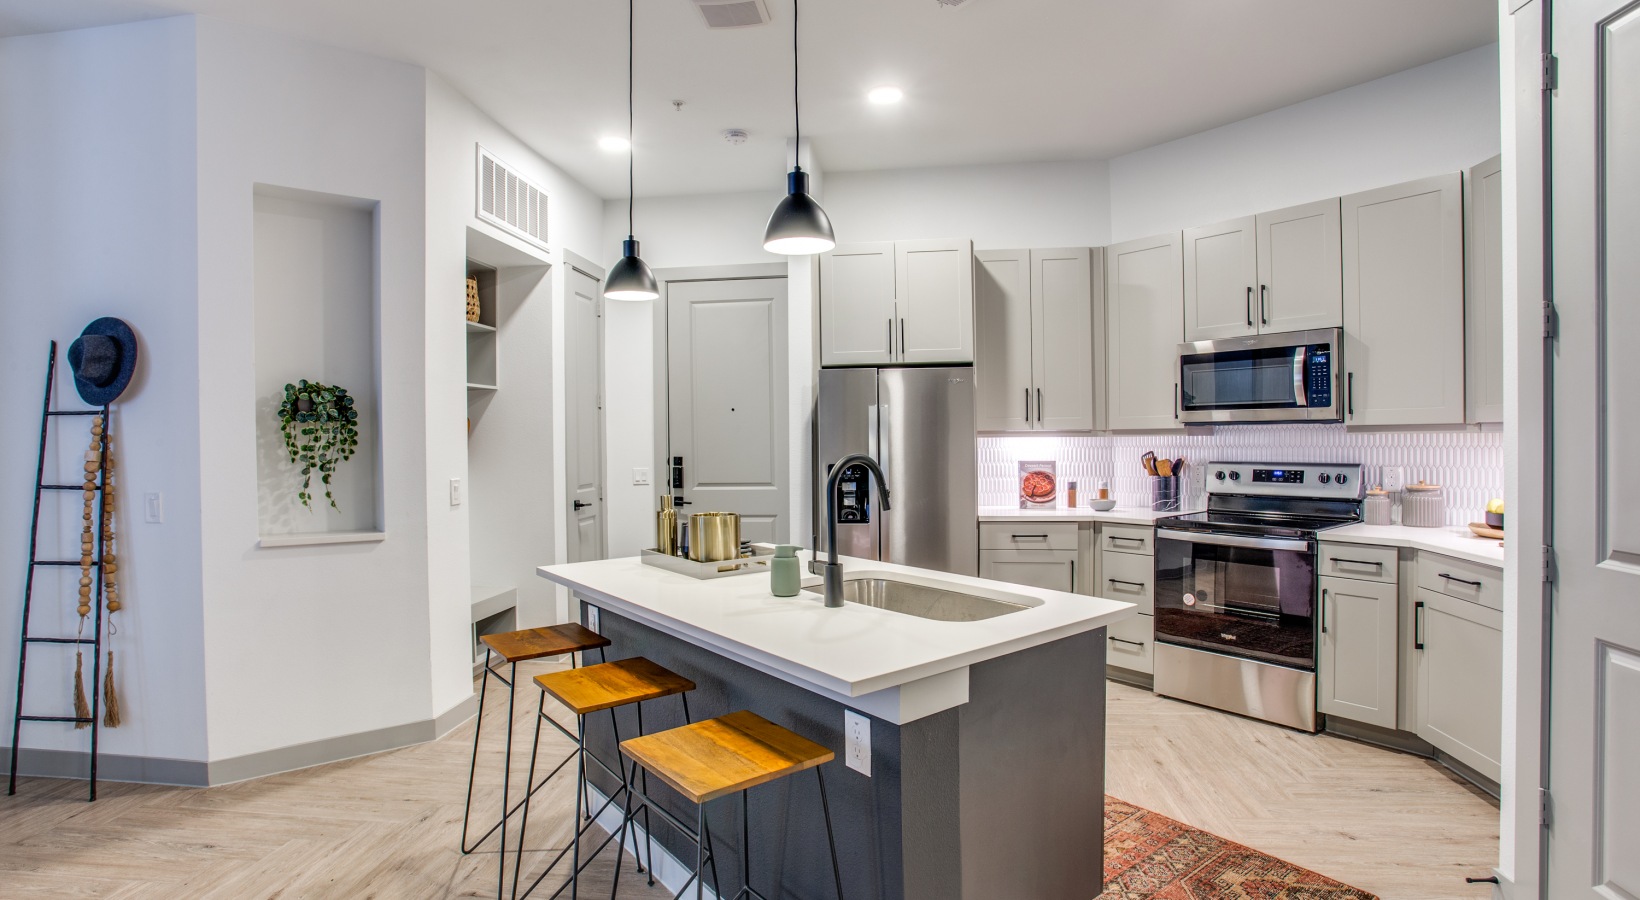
[802,573,1039,622]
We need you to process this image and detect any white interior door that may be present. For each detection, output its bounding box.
[667,277,790,544]
[1548,1,1640,896]
[564,267,605,562]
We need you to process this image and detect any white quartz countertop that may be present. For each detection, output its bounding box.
[1322,523,1506,566]
[537,552,1136,723]
[978,506,1194,525]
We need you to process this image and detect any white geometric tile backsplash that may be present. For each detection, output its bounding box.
[979,425,1504,527]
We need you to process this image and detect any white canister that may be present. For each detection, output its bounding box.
[1401,482,1447,528]
[1363,487,1393,526]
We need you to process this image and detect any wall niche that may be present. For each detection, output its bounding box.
[252,185,384,544]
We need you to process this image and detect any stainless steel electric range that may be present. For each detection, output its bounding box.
[1152,462,1364,732]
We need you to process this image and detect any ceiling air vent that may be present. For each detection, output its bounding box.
[476,145,549,252]
[692,0,769,29]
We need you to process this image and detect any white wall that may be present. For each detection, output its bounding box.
[1108,43,1502,242]
[0,17,209,766]
[824,159,1112,249]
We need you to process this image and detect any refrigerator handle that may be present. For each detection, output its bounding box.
[877,397,891,564]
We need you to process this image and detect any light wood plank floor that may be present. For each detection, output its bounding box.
[0,666,1498,899]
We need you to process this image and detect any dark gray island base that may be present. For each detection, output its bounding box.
[579,606,1108,900]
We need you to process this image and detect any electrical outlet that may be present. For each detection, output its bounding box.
[844,710,870,776]
[586,605,601,634]
[450,478,463,506]
[1382,466,1407,493]
[144,492,163,524]
[633,467,652,486]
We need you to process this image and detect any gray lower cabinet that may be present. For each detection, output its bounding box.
[1317,575,1398,730]
[1099,525,1155,676]
[979,548,1077,593]
[1414,586,1504,782]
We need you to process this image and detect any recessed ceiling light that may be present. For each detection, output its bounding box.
[867,86,904,105]
[598,135,631,153]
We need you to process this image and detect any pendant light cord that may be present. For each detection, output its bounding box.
[792,0,800,168]
[627,0,636,237]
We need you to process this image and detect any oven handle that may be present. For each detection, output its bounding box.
[1155,528,1313,552]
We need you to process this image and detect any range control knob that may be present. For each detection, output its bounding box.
[1214,470,1227,481]
[1318,473,1332,484]
[1228,471,1241,482]
[1336,473,1349,485]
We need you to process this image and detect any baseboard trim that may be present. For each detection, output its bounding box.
[1105,667,1153,691]
[1324,716,1501,800]
[4,693,479,789]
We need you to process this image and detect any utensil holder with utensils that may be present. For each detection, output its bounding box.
[1150,476,1181,512]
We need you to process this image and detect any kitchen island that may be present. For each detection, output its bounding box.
[537,552,1135,900]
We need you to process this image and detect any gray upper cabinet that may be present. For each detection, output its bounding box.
[895,239,974,365]
[1465,155,1505,424]
[820,243,896,367]
[1341,173,1466,426]
[975,248,1098,432]
[1256,198,1344,333]
[1183,216,1257,341]
[1106,232,1185,430]
[1318,574,1398,730]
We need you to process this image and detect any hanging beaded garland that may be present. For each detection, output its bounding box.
[72,415,121,729]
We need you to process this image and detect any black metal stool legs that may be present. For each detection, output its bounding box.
[816,768,845,900]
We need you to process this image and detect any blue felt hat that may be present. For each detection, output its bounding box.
[67,318,138,407]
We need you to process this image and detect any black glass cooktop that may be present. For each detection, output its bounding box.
[1157,510,1353,539]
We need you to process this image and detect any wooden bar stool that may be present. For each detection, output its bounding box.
[514,656,697,900]
[619,710,845,900]
[461,624,611,899]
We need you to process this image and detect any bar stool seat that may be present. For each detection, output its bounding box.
[620,711,844,900]
[515,657,699,900]
[482,624,609,663]
[621,710,834,803]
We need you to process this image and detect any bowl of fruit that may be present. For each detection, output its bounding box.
[1485,498,1505,531]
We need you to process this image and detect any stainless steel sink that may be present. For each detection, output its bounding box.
[802,574,1037,622]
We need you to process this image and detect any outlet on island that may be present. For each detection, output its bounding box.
[845,709,870,776]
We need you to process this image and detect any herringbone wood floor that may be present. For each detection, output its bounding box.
[0,667,1497,899]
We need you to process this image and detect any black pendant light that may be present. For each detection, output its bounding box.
[604,0,659,300]
[762,0,836,255]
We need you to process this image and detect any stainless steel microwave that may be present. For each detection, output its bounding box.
[1177,328,1344,424]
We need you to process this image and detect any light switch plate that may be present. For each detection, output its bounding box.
[844,710,870,776]
[144,492,163,524]
[633,467,651,486]
[1382,466,1406,493]
[449,478,463,506]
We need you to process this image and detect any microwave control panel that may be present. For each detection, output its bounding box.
[1305,348,1333,407]
[833,464,873,524]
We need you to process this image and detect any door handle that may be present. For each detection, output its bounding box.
[1414,599,1425,650]
[672,496,693,506]
[573,500,591,510]
[1320,588,1328,633]
[1245,286,1253,327]
[1259,284,1268,325]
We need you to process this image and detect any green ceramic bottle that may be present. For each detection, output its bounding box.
[771,544,801,597]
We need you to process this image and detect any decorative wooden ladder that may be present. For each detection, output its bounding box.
[7,342,111,801]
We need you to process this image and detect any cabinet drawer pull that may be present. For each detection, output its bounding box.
[1437,573,1484,588]
[1010,533,1050,541]
[1109,536,1145,547]
[1108,636,1146,649]
[1414,599,1425,650]
[1328,556,1383,570]
[1108,578,1146,590]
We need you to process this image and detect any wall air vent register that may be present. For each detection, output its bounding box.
[476,145,549,252]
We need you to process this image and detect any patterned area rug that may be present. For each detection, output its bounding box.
[1104,796,1379,899]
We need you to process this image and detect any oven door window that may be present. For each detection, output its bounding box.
[1180,345,1313,413]
[1153,535,1316,669]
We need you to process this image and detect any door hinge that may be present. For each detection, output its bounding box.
[1542,545,1557,585]
[1543,300,1559,340]
[1541,53,1558,91]
[1539,787,1553,826]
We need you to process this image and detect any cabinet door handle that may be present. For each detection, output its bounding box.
[1438,573,1484,588]
[1414,599,1425,650]
[887,318,894,357]
[1320,588,1328,633]
[1024,388,1031,423]
[1069,559,1076,593]
[1245,286,1253,327]
[1109,636,1146,649]
[1347,372,1355,418]
[900,318,906,356]
[1328,556,1383,570]
[1260,284,1268,325]
[1037,388,1043,423]
[1174,382,1180,421]
[1108,578,1146,590]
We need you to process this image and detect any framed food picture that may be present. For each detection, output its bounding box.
[1019,460,1057,508]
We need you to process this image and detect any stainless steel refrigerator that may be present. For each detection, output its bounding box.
[814,366,978,576]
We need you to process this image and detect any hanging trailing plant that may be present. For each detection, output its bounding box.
[277,379,359,511]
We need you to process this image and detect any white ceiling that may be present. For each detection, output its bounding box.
[0,0,1497,199]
